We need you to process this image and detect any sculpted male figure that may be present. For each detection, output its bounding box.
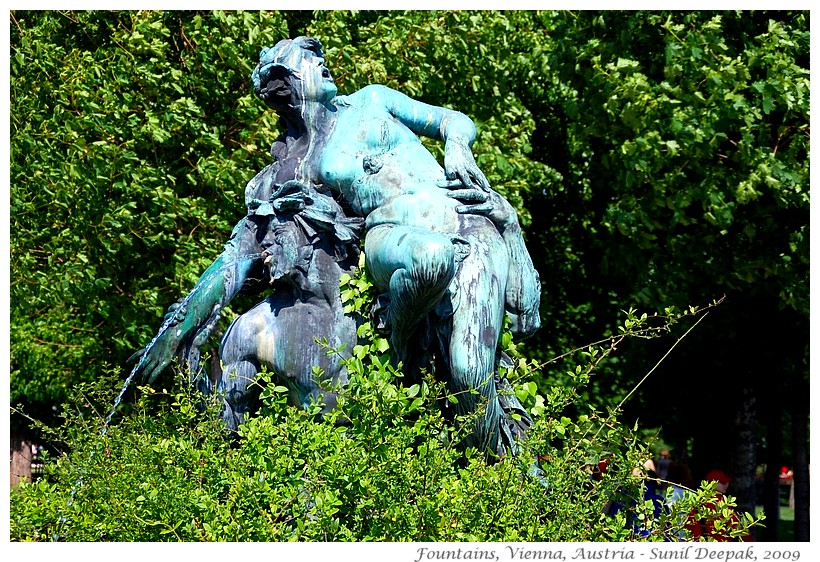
[251,37,541,455]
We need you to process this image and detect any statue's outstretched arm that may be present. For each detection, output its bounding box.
[367,84,490,192]
[370,85,540,334]
[131,217,263,384]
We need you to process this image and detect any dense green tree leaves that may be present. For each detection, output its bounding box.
[497,12,809,410]
[11,11,289,418]
[11,11,808,505]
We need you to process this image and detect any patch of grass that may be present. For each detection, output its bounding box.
[755,504,795,541]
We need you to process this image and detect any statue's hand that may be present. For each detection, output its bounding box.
[439,182,517,228]
[129,330,182,385]
[443,138,490,192]
[129,302,191,385]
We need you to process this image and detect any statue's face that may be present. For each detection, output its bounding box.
[290,47,337,104]
[264,220,304,283]
[256,38,337,107]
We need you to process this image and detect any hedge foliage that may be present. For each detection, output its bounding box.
[11,299,759,541]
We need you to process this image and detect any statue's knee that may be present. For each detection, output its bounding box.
[446,369,495,405]
[220,360,258,391]
[410,237,455,288]
[220,401,242,432]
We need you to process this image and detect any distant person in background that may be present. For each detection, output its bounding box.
[656,449,672,482]
[687,468,753,541]
[604,458,668,538]
[665,461,696,538]
[666,461,695,504]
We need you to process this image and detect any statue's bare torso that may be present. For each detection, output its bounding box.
[318,85,467,233]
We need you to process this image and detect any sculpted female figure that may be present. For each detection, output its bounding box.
[251,37,541,456]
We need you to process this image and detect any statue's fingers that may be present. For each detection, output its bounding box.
[462,165,489,191]
[446,189,487,202]
[143,360,166,385]
[127,348,146,365]
[131,351,159,384]
[465,171,489,193]
[436,179,465,189]
[456,169,477,189]
[131,358,152,384]
[474,169,491,191]
[455,203,493,215]
[277,179,311,192]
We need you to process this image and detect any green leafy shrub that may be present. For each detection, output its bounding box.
[10,290,760,542]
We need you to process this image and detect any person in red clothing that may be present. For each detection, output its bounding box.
[686,469,753,541]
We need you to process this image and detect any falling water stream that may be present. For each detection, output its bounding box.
[53,253,266,541]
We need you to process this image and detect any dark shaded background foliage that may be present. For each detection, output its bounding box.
[10,10,809,539]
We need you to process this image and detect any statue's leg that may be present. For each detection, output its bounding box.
[219,295,352,425]
[217,306,268,431]
[365,225,456,364]
[217,359,261,431]
[500,219,542,338]
[439,225,510,458]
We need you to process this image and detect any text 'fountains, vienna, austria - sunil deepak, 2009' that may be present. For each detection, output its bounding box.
[131,36,542,461]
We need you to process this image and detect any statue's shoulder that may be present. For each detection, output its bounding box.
[340,84,394,106]
[242,133,289,207]
[244,163,278,208]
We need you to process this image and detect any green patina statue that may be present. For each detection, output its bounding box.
[132,36,541,459]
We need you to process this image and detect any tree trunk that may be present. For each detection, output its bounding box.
[761,400,782,542]
[732,386,757,516]
[791,374,810,541]
[10,432,33,487]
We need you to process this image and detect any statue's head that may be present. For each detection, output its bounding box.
[253,180,363,283]
[252,36,337,111]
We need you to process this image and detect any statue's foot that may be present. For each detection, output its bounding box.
[370,292,392,334]
[506,308,541,338]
